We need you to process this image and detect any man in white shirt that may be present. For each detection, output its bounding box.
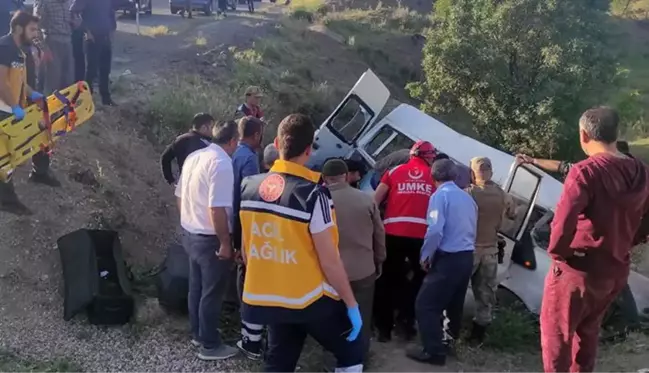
[175,119,240,361]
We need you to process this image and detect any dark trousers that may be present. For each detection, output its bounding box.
[416,250,473,356]
[237,263,264,353]
[85,33,112,101]
[40,37,74,94]
[71,29,86,82]
[217,0,227,13]
[265,303,363,372]
[182,0,193,17]
[324,274,375,369]
[0,112,50,204]
[540,262,627,372]
[247,0,254,12]
[183,231,232,349]
[374,234,425,334]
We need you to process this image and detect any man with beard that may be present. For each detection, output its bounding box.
[344,159,365,189]
[0,11,58,215]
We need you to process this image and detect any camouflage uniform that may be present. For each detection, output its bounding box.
[466,157,512,328]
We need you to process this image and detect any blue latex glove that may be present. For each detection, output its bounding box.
[346,305,363,342]
[11,105,25,120]
[29,91,44,101]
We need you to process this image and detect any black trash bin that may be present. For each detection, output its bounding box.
[58,229,135,325]
[156,243,190,314]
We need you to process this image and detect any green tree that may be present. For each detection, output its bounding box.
[408,0,616,159]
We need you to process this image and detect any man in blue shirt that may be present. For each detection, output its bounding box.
[231,115,264,360]
[407,159,477,366]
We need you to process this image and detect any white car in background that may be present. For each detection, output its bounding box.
[307,69,649,327]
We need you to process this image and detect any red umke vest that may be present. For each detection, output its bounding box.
[380,157,435,239]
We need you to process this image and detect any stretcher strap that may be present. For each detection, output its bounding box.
[38,96,53,155]
[43,82,86,153]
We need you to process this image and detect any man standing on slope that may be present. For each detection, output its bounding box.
[160,113,214,186]
[465,157,514,343]
[373,140,437,342]
[239,114,363,372]
[0,11,57,215]
[540,107,649,372]
[408,159,477,366]
[70,0,116,106]
[176,120,240,361]
[231,116,265,360]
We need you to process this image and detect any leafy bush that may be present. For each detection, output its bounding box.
[289,0,329,21]
[409,0,617,160]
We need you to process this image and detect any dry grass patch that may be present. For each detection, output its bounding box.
[141,25,177,37]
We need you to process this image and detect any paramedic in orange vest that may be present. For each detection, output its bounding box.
[373,140,437,342]
[238,113,363,372]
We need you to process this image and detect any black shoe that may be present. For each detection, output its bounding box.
[28,172,61,187]
[236,339,262,361]
[377,330,391,343]
[405,347,446,366]
[0,199,32,215]
[102,98,117,107]
[467,322,487,345]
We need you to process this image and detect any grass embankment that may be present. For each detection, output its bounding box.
[144,0,430,146]
[0,351,81,372]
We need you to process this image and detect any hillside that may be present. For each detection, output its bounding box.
[329,0,433,13]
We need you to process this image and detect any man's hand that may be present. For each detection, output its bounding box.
[41,47,53,63]
[85,31,94,42]
[217,242,232,260]
[515,154,534,165]
[420,257,431,272]
[375,263,383,280]
[234,250,244,265]
[71,17,82,29]
[29,91,44,101]
[11,106,25,120]
[346,305,363,342]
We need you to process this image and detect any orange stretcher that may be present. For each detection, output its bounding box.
[0,81,95,182]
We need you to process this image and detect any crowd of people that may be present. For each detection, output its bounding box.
[0,2,116,214]
[165,95,649,372]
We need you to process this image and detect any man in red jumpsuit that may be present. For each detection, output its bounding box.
[541,106,649,372]
[373,140,437,342]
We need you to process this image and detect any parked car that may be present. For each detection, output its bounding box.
[169,0,215,15]
[307,69,649,326]
[115,0,153,18]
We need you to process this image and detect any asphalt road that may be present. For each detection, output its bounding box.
[116,0,265,33]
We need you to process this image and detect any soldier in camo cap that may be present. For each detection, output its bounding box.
[465,156,515,343]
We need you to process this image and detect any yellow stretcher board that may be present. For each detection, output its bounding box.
[0,81,95,182]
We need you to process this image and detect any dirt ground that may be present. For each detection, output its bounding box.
[1,2,649,372]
